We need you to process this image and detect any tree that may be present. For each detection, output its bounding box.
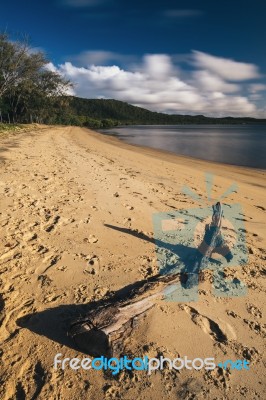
[0,32,72,123]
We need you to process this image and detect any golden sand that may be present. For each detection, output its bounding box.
[0,126,265,399]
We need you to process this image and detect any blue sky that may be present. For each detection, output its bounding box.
[1,0,266,116]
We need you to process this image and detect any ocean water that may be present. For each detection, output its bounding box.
[100,125,266,169]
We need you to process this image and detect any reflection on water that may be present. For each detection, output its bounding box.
[101,125,266,169]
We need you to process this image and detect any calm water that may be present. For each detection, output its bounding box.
[101,125,266,169]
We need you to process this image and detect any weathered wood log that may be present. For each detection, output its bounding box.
[195,201,233,269]
[69,202,231,357]
[172,202,227,286]
[68,273,180,357]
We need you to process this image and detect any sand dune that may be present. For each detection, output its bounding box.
[0,125,265,399]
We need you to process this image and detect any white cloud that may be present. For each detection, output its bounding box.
[45,62,58,73]
[192,70,240,93]
[193,51,260,81]
[249,83,266,93]
[50,51,265,117]
[250,94,262,101]
[142,54,174,79]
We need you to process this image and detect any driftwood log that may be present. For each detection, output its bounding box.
[68,273,180,357]
[69,202,231,357]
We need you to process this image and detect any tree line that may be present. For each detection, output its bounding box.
[68,97,266,127]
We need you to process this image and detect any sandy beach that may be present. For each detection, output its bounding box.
[0,125,265,399]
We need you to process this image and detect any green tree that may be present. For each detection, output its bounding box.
[0,32,72,123]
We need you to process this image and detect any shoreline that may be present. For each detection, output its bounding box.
[97,125,266,171]
[77,126,266,245]
[85,127,266,186]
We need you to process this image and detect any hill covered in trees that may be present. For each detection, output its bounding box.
[2,94,266,128]
[65,97,266,128]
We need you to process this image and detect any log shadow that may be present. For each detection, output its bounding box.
[104,223,200,283]
[16,273,174,353]
[16,224,214,352]
[104,223,223,288]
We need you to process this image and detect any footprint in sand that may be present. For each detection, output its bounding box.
[205,367,230,391]
[14,360,47,400]
[243,318,265,336]
[246,303,262,319]
[139,256,158,278]
[43,293,64,304]
[44,215,60,232]
[57,265,68,271]
[84,255,100,275]
[103,384,120,399]
[86,235,98,244]
[0,217,10,228]
[41,254,61,273]
[93,286,109,299]
[255,205,265,211]
[123,203,134,210]
[37,274,52,288]
[74,284,91,303]
[182,305,231,342]
[24,232,38,242]
[36,245,49,255]
[0,297,35,342]
[123,217,132,227]
[0,244,20,263]
[82,216,91,224]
